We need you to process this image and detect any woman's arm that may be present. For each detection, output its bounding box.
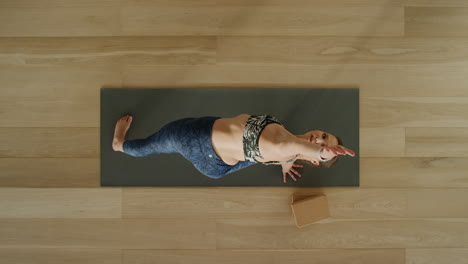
[276,129,353,164]
[281,136,322,162]
[275,129,323,163]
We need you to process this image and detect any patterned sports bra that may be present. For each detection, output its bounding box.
[242,114,299,165]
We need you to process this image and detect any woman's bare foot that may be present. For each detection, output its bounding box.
[112,115,133,152]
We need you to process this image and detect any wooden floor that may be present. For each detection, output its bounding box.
[1,0,468,263]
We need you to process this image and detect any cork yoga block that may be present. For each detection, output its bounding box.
[291,194,331,228]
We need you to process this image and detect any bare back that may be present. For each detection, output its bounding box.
[211,114,294,166]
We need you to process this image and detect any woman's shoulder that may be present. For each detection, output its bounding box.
[224,114,251,125]
[233,113,251,119]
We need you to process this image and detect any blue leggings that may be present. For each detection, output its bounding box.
[122,116,257,179]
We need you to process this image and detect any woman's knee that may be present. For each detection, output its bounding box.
[205,172,226,179]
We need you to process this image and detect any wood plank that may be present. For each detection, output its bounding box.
[0,249,121,264]
[122,6,403,36]
[122,7,219,36]
[0,158,99,188]
[123,64,468,97]
[405,0,468,7]
[361,128,405,157]
[123,188,294,219]
[406,248,468,264]
[407,189,468,218]
[406,128,468,157]
[361,97,468,127]
[0,0,123,7]
[218,36,468,64]
[0,219,215,249]
[123,249,405,264]
[127,0,402,7]
[123,188,468,219]
[216,6,404,37]
[0,128,98,158]
[361,158,468,188]
[0,8,121,37]
[216,218,468,249]
[121,37,215,65]
[0,66,119,127]
[123,188,407,219]
[405,7,468,36]
[0,188,121,218]
[0,37,215,66]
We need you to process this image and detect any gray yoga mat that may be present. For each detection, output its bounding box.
[101,88,359,187]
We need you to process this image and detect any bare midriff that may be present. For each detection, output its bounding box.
[211,114,292,166]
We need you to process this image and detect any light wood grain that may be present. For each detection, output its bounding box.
[123,187,406,219]
[0,158,99,188]
[406,248,468,264]
[407,189,468,218]
[123,187,468,219]
[406,7,468,36]
[362,97,468,127]
[123,64,468,97]
[0,249,122,264]
[127,0,402,7]
[0,66,119,127]
[0,0,123,8]
[0,188,121,218]
[361,128,405,157]
[0,128,98,158]
[406,0,468,7]
[120,37,215,65]
[0,37,215,66]
[0,8,121,37]
[218,36,468,64]
[122,5,403,36]
[406,128,468,157]
[0,219,215,249]
[123,249,405,264]
[361,158,468,188]
[122,6,218,36]
[217,218,468,249]
[214,6,404,37]
[123,188,293,219]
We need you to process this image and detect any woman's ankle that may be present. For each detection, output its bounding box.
[112,139,124,152]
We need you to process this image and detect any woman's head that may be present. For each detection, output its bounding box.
[297,130,343,168]
[304,130,340,148]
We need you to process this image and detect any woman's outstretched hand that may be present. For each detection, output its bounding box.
[320,145,355,160]
[282,162,304,183]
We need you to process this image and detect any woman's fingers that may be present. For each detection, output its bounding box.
[288,171,297,181]
[334,147,345,155]
[346,148,355,156]
[337,145,355,156]
[321,146,355,161]
[284,165,303,183]
[291,168,301,177]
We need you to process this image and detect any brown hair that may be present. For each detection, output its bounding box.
[296,136,343,168]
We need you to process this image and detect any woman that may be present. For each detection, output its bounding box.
[112,114,355,183]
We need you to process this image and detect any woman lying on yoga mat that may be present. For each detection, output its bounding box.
[112,114,355,183]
